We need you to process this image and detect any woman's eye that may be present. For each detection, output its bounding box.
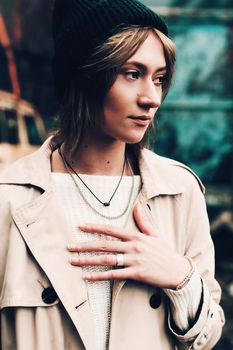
[125,71,140,80]
[154,76,166,86]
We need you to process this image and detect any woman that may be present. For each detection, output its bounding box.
[0,0,225,349]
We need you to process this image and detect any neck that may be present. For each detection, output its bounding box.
[51,131,140,175]
[67,145,126,176]
[60,131,130,175]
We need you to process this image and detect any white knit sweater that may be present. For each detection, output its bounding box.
[52,173,141,350]
[52,172,202,349]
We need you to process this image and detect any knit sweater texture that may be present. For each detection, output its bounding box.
[52,173,141,349]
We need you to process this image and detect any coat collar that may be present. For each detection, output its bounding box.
[0,137,192,198]
[139,148,184,198]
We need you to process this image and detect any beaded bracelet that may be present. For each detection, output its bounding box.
[176,256,195,290]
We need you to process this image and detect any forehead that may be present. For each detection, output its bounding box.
[126,32,166,70]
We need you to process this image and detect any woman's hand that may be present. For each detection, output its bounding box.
[67,203,190,289]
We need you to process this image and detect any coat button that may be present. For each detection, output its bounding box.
[42,287,58,304]
[150,291,162,309]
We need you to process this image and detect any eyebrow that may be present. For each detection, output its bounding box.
[123,61,167,74]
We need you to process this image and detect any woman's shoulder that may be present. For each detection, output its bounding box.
[140,148,205,195]
[0,137,52,191]
[0,154,38,198]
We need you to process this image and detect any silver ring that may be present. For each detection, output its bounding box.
[115,253,124,267]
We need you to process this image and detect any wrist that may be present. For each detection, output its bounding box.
[163,255,191,289]
[175,256,195,290]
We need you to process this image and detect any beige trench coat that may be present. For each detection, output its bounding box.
[0,138,225,350]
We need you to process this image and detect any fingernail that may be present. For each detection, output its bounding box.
[69,257,80,264]
[83,273,91,280]
[78,224,87,230]
[67,244,76,250]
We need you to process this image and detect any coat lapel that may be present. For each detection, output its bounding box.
[12,189,95,350]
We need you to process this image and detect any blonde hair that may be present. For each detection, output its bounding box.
[52,26,176,156]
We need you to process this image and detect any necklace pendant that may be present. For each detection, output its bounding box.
[103,202,110,207]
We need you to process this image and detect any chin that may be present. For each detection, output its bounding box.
[126,139,143,145]
[122,132,146,144]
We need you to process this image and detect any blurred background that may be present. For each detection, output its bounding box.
[0,0,232,348]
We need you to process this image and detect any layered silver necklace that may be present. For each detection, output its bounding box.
[58,148,135,220]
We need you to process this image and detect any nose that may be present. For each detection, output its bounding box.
[137,82,161,110]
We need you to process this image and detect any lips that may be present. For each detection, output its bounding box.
[128,115,152,127]
[128,115,152,121]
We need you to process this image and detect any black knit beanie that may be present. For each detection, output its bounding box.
[52,0,168,101]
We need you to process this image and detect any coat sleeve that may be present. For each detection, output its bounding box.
[167,170,225,350]
[0,186,11,350]
[0,186,12,293]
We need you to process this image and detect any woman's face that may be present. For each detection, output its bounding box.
[101,32,167,145]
